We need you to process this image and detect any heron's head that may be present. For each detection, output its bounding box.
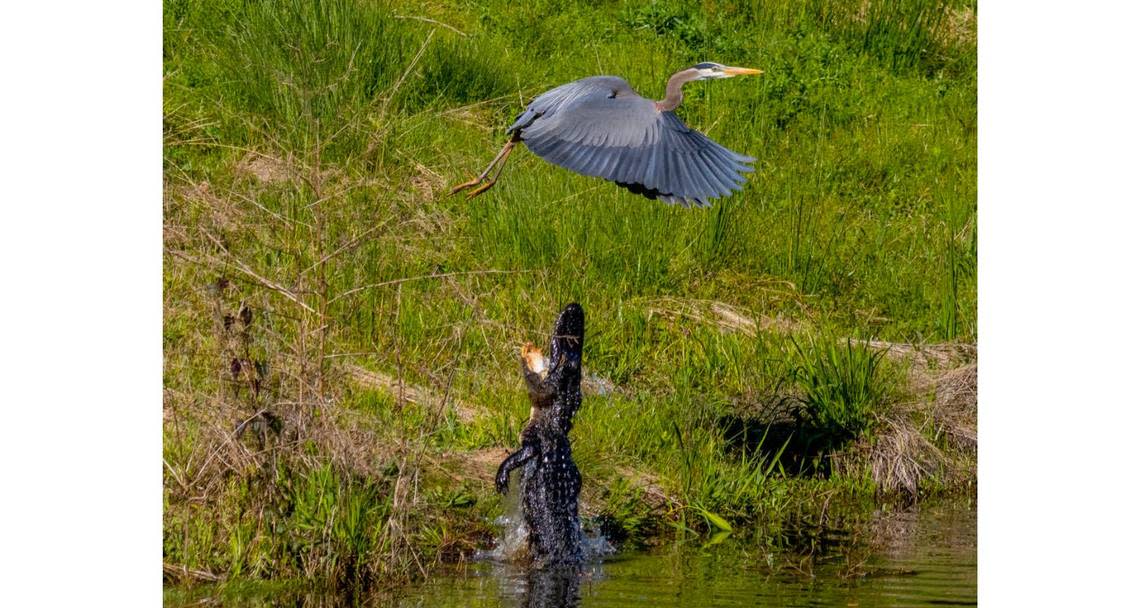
[691,62,764,80]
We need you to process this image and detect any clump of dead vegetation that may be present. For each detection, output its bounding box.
[164,273,411,588]
[162,141,481,589]
[629,296,977,501]
[832,354,977,500]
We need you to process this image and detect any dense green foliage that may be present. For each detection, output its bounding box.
[163,0,976,591]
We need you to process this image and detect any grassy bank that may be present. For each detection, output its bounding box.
[163,0,976,592]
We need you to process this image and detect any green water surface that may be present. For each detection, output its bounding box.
[399,501,975,607]
[167,501,975,607]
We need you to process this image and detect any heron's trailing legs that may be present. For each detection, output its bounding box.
[449,137,517,199]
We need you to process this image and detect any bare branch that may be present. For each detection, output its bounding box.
[198,231,318,316]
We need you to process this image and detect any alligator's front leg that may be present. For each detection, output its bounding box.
[495,442,537,494]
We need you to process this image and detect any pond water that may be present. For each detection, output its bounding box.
[166,500,975,607]
[396,500,976,608]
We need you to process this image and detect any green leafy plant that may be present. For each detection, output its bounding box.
[792,338,894,452]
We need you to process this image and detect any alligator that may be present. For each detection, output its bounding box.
[495,303,585,569]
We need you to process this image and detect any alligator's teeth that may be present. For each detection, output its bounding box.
[521,342,548,377]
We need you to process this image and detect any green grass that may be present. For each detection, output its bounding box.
[163,0,976,592]
[792,337,896,448]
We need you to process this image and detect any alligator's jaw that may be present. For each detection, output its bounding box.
[549,304,585,365]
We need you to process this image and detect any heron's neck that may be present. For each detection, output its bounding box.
[657,68,697,112]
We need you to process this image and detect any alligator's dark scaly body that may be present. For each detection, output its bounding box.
[496,303,585,569]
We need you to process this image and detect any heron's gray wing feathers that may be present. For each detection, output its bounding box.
[510,76,754,207]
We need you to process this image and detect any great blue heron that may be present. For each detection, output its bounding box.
[450,62,763,207]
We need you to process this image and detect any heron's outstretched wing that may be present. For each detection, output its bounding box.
[508,76,755,207]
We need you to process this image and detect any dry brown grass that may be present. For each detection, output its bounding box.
[160,238,439,586]
[163,561,223,584]
[930,363,977,453]
[833,349,976,498]
[835,412,945,499]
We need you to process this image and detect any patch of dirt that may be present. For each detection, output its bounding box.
[177,180,241,234]
[939,6,977,47]
[853,339,976,371]
[614,466,676,512]
[441,446,510,485]
[407,162,447,201]
[345,364,479,423]
[644,296,801,336]
[236,152,295,184]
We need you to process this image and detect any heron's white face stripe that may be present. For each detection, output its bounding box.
[695,68,732,81]
[695,65,763,80]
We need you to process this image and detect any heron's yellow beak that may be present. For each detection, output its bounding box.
[724,66,764,77]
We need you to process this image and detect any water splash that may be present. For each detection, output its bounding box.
[578,519,616,562]
[476,473,615,564]
[475,482,531,563]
